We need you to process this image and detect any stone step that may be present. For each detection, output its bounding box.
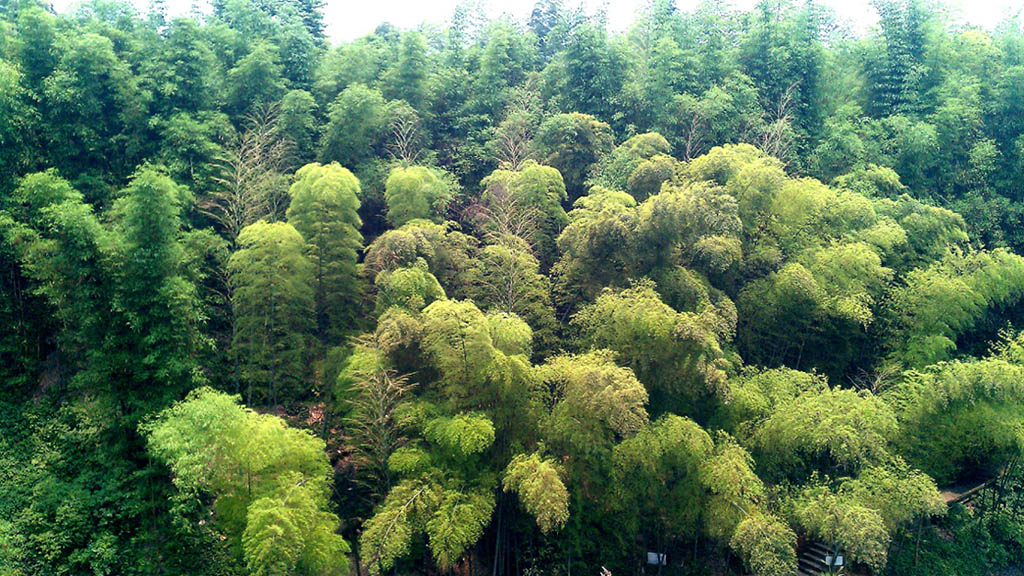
[807,542,831,555]
[798,556,824,573]
[796,540,833,576]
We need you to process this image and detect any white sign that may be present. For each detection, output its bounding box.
[646,552,666,566]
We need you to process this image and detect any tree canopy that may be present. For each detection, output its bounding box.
[4,1,1024,576]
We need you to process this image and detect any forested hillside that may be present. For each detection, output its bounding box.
[2,0,1024,575]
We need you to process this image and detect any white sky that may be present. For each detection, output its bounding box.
[47,0,1024,43]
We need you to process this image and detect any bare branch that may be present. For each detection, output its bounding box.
[464,181,541,250]
[683,111,707,161]
[387,108,423,165]
[756,82,798,164]
[201,102,296,241]
[343,335,417,500]
[494,114,534,170]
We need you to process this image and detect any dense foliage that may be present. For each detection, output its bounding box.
[3,0,1024,575]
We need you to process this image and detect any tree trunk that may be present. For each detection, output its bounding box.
[493,499,503,576]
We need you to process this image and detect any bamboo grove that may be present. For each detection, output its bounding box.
[2,0,1024,575]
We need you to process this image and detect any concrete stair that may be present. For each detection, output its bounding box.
[796,541,833,576]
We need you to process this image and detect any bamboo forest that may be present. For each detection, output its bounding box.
[2,0,1024,574]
